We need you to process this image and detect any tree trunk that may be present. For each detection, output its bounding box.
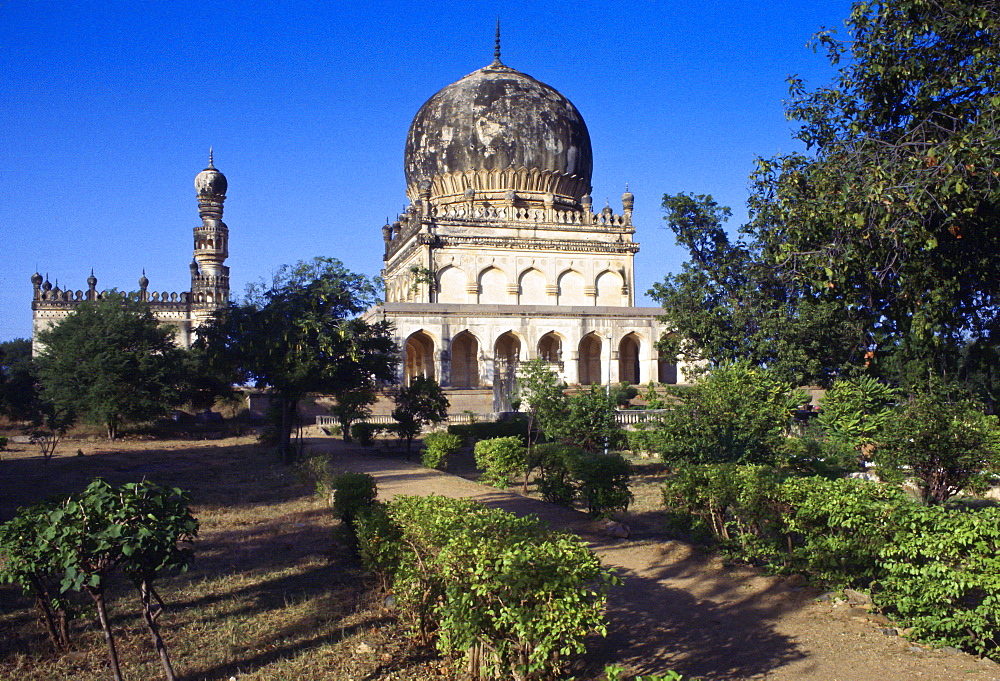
[139,579,176,681]
[89,589,123,681]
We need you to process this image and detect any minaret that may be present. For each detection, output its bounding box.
[191,150,229,316]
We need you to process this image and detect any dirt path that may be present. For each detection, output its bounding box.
[322,440,1000,681]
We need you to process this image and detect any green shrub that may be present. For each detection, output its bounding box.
[474,436,527,488]
[331,472,378,526]
[355,494,617,679]
[420,431,463,470]
[532,443,580,506]
[572,451,634,518]
[875,393,1000,504]
[817,376,898,454]
[781,476,914,585]
[295,452,334,496]
[876,505,1000,655]
[447,417,530,444]
[650,362,801,465]
[352,421,377,446]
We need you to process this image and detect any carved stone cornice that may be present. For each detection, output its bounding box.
[435,234,639,255]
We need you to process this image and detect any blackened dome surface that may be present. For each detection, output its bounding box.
[404,63,593,193]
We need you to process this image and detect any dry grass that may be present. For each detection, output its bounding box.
[0,436,447,681]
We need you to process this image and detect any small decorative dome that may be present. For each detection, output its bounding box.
[139,271,149,289]
[190,259,199,275]
[42,278,52,292]
[195,149,227,197]
[31,272,43,286]
[601,202,613,216]
[87,270,97,288]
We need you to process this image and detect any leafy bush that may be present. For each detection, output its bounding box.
[447,417,530,444]
[650,362,800,465]
[421,431,463,470]
[780,477,914,584]
[875,393,1000,504]
[295,452,334,496]
[351,421,382,446]
[392,375,450,456]
[474,436,527,488]
[817,376,898,455]
[331,472,378,526]
[877,506,1000,655]
[532,443,581,506]
[354,494,618,680]
[572,451,634,518]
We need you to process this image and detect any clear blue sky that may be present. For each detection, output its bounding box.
[0,0,854,342]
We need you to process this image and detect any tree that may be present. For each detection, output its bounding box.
[391,375,449,456]
[199,257,397,463]
[876,392,1000,504]
[0,338,35,422]
[746,0,1000,389]
[330,384,377,443]
[34,294,186,440]
[650,193,867,387]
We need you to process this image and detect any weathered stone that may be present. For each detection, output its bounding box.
[601,521,631,539]
[843,588,873,607]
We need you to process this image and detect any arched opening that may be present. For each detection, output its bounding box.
[494,332,521,368]
[578,334,603,385]
[479,267,509,304]
[518,268,547,305]
[437,265,467,304]
[404,331,435,384]
[596,270,624,306]
[557,270,587,306]
[450,331,480,388]
[537,332,563,368]
[619,334,640,384]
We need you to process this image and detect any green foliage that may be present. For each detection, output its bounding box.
[649,193,863,388]
[817,376,899,454]
[746,0,1000,387]
[354,495,618,680]
[0,338,36,422]
[446,417,530,444]
[351,421,378,446]
[474,436,527,488]
[780,477,913,585]
[199,257,396,463]
[875,392,1000,504]
[329,384,377,443]
[531,444,634,518]
[35,294,186,440]
[650,362,799,465]
[572,451,634,519]
[0,479,197,679]
[420,431,463,470]
[662,465,916,584]
[331,472,378,526]
[392,375,450,455]
[877,506,1000,655]
[295,452,335,497]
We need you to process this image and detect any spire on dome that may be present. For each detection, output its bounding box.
[208,147,215,169]
[491,19,503,67]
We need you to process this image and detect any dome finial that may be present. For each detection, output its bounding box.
[491,18,503,67]
[208,147,215,169]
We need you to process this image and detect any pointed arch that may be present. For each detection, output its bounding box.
[557,269,586,306]
[619,333,641,384]
[479,267,509,304]
[404,331,436,384]
[438,265,467,303]
[578,333,603,385]
[596,270,624,306]
[450,331,480,388]
[518,268,547,305]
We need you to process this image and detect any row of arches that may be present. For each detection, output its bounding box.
[403,329,676,387]
[387,265,628,305]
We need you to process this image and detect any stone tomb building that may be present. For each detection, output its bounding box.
[369,50,689,405]
[30,156,231,350]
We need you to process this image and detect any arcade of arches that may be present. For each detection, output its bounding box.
[400,324,678,388]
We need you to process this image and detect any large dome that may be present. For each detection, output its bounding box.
[404,61,593,204]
